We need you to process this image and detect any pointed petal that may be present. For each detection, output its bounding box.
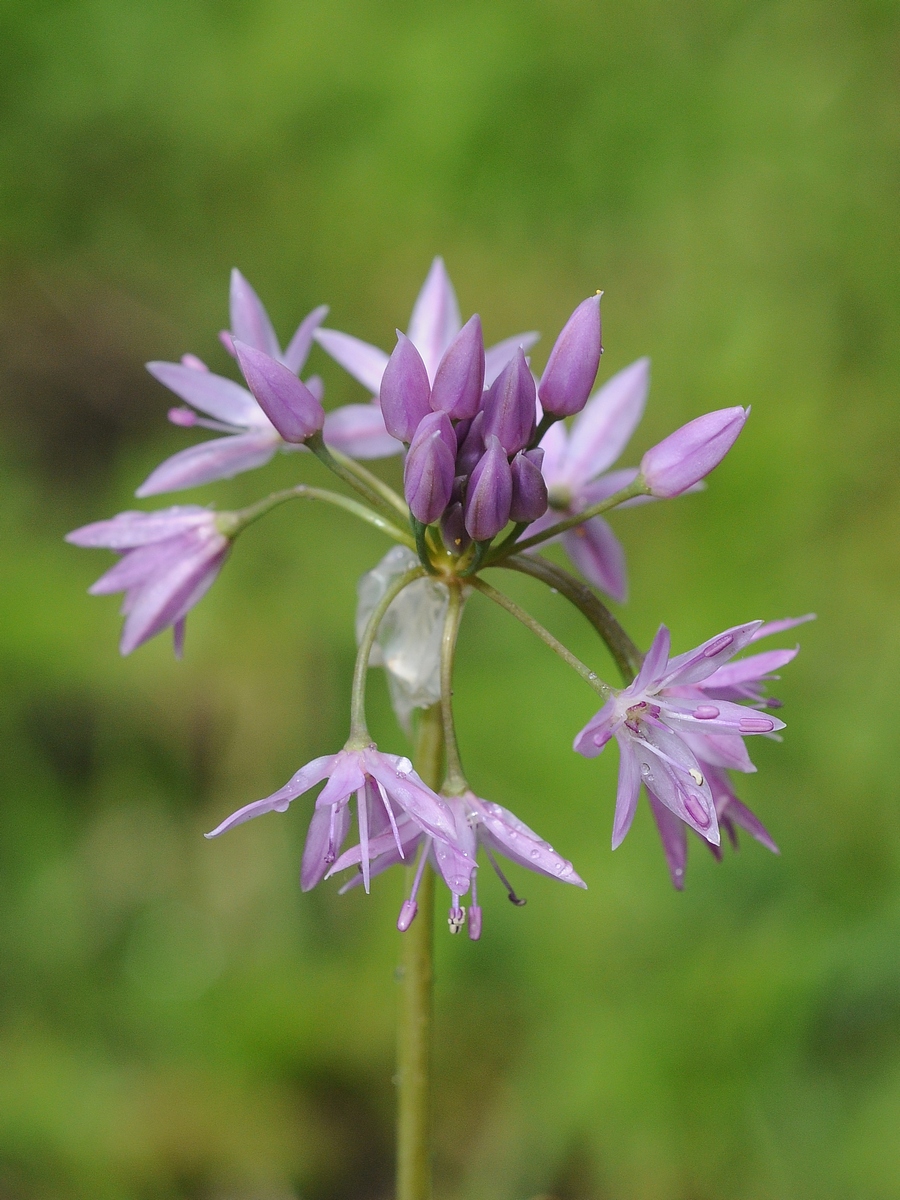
[703,648,799,690]
[147,362,263,427]
[234,341,325,443]
[661,622,763,687]
[322,404,403,459]
[406,257,462,380]
[315,751,366,810]
[66,506,209,548]
[635,725,719,844]
[229,269,280,358]
[537,419,569,485]
[572,696,619,758]
[682,730,756,773]
[301,802,351,891]
[484,332,540,386]
[282,304,329,373]
[661,697,785,737]
[119,539,228,654]
[364,751,457,842]
[562,517,627,602]
[564,358,649,486]
[135,431,279,496]
[205,754,337,837]
[632,625,671,692]
[725,795,779,854]
[314,328,390,394]
[647,791,688,889]
[611,736,641,848]
[752,614,816,641]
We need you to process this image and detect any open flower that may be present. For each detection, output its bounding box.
[331,789,585,940]
[314,256,539,398]
[66,506,231,656]
[138,271,398,497]
[526,358,650,601]
[574,621,788,849]
[205,744,470,896]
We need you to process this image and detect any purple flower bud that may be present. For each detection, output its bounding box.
[456,410,486,476]
[538,294,602,417]
[640,406,749,497]
[440,499,472,554]
[482,348,536,454]
[404,412,457,524]
[430,314,485,419]
[233,340,324,443]
[509,448,549,522]
[379,331,432,442]
[464,435,513,541]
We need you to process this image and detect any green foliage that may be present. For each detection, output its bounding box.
[1,1,898,1196]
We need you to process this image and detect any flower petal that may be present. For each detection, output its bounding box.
[406,257,462,381]
[661,622,763,688]
[563,358,649,487]
[229,269,280,359]
[611,735,641,849]
[205,754,337,837]
[66,506,210,549]
[484,332,541,386]
[562,517,627,602]
[314,328,390,394]
[282,304,329,374]
[647,791,688,889]
[146,362,263,427]
[135,431,280,497]
[323,403,403,459]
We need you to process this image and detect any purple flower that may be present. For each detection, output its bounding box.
[640,406,748,497]
[538,293,603,418]
[332,789,585,939]
[314,256,539,396]
[574,621,788,849]
[379,332,433,442]
[205,745,468,896]
[138,272,398,497]
[233,340,325,443]
[464,435,513,541]
[527,358,650,601]
[66,506,231,656]
[482,348,537,455]
[404,411,457,524]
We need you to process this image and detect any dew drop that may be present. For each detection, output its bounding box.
[274,800,290,812]
[530,849,540,860]
[395,757,413,776]
[640,762,652,777]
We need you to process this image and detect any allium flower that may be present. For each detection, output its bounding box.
[332,789,585,940]
[66,506,231,656]
[138,271,398,497]
[314,257,539,395]
[528,358,650,600]
[574,621,788,849]
[639,406,748,497]
[205,745,469,895]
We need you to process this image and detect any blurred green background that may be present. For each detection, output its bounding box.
[1,1,898,1197]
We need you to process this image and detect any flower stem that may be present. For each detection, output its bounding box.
[469,577,609,696]
[348,566,427,742]
[440,584,468,795]
[307,431,409,525]
[325,444,410,519]
[396,702,442,1200]
[490,477,648,559]
[221,484,414,547]
[494,554,642,683]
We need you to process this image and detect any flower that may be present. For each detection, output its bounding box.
[314,256,539,397]
[331,789,585,940]
[66,506,231,656]
[639,406,748,497]
[205,744,470,896]
[526,358,650,600]
[138,271,398,497]
[574,621,789,849]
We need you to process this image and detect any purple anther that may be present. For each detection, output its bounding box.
[703,634,734,657]
[509,448,549,523]
[456,411,486,476]
[692,704,720,720]
[168,407,198,427]
[640,406,748,497]
[404,411,457,524]
[482,348,536,455]
[379,331,432,442]
[538,293,602,418]
[467,905,483,941]
[464,435,513,541]
[684,794,712,829]
[739,716,776,733]
[430,314,485,419]
[397,900,418,932]
[233,340,325,442]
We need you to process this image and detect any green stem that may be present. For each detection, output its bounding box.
[493,477,648,559]
[325,444,410,519]
[396,703,442,1200]
[348,565,427,742]
[307,431,408,525]
[469,577,608,696]
[494,554,642,683]
[218,484,414,546]
[439,584,468,794]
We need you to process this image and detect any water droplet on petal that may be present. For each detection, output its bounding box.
[274,800,290,812]
[395,757,413,776]
[530,849,540,860]
[640,762,652,777]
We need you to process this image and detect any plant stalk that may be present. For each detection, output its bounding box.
[396,703,443,1200]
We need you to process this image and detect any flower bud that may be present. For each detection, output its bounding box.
[430,314,485,419]
[455,411,486,476]
[440,499,471,554]
[233,340,325,442]
[404,412,457,524]
[379,332,432,442]
[464,435,513,541]
[509,448,549,522]
[640,406,749,497]
[482,348,536,454]
[538,294,602,417]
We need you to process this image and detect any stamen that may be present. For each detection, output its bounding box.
[397,899,418,932]
[703,633,734,658]
[468,874,482,941]
[739,716,776,733]
[375,780,405,859]
[357,787,370,894]
[692,705,720,720]
[448,897,466,934]
[484,846,527,906]
[325,805,338,865]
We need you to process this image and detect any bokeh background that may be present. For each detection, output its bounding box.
[1,1,899,1197]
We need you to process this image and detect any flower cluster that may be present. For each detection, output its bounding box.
[68,257,808,933]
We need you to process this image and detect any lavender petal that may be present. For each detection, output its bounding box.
[229,269,281,359]
[146,362,263,428]
[314,329,389,394]
[135,431,280,497]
